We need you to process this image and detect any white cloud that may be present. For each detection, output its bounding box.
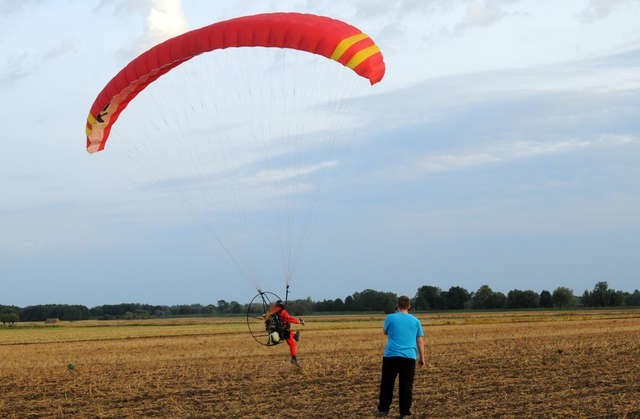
[455,0,512,32]
[363,0,640,90]
[144,0,188,45]
[128,160,340,215]
[348,45,640,140]
[396,192,640,236]
[581,0,628,22]
[42,41,75,61]
[400,135,636,176]
[240,161,339,186]
[112,0,189,56]
[0,0,41,16]
[0,42,74,88]
[0,52,29,86]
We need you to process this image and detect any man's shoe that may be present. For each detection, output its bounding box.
[294,331,300,341]
[372,408,388,417]
[290,356,299,366]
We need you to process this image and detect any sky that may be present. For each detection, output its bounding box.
[1,0,639,307]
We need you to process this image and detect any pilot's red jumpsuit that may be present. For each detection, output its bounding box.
[266,305,302,356]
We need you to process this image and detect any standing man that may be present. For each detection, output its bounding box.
[374,295,425,418]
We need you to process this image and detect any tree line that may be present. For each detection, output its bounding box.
[410,282,637,310]
[1,281,638,323]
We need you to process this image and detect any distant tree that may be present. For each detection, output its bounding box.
[349,289,397,313]
[344,295,354,309]
[315,298,345,312]
[472,285,505,309]
[288,298,314,315]
[20,304,89,321]
[171,304,208,316]
[522,290,540,308]
[506,290,539,309]
[0,311,19,326]
[216,300,229,314]
[472,285,493,309]
[625,290,640,306]
[314,299,335,312]
[0,306,20,326]
[539,290,553,308]
[552,287,574,308]
[0,305,20,314]
[92,303,160,319]
[506,290,519,308]
[611,290,626,306]
[19,305,46,321]
[414,285,444,310]
[583,281,627,307]
[227,301,243,314]
[493,292,506,309]
[444,286,470,309]
[590,282,612,307]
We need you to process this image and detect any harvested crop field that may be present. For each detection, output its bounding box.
[1,309,639,418]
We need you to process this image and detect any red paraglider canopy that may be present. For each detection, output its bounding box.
[85,12,385,153]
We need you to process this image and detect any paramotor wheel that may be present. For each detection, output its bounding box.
[246,290,283,346]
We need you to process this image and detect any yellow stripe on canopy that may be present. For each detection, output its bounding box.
[346,45,381,70]
[87,113,97,126]
[86,113,96,136]
[330,33,369,61]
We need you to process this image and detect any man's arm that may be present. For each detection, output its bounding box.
[280,310,303,325]
[416,336,425,367]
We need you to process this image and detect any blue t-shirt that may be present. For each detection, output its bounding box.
[383,312,424,359]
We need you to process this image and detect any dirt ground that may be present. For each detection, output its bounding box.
[1,310,639,418]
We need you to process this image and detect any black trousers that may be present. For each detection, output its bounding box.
[377,356,416,415]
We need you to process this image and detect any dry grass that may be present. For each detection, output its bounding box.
[1,309,639,418]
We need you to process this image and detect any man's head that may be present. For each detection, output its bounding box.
[397,295,411,311]
[275,300,285,309]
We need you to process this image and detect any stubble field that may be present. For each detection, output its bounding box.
[1,309,639,418]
